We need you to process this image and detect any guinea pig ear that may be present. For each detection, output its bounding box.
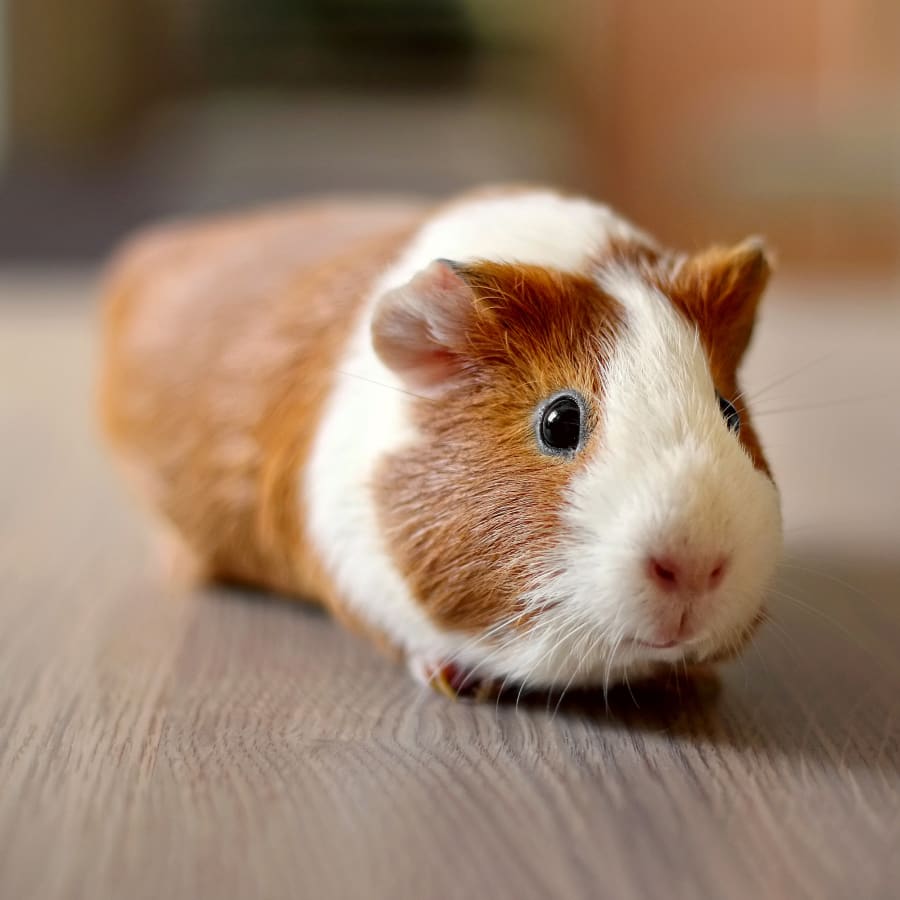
[673,237,773,367]
[371,259,475,394]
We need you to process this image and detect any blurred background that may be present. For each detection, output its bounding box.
[2,0,900,272]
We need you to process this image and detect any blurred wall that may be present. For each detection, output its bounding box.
[0,0,568,260]
[561,0,900,271]
[1,0,898,274]
[7,0,173,159]
[0,1,8,166]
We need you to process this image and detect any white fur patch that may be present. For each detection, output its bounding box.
[379,190,649,291]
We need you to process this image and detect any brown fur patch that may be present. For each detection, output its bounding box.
[374,263,623,633]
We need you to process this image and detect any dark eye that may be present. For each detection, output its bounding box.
[717,393,741,433]
[537,393,584,456]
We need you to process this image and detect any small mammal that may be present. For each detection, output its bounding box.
[99,188,782,698]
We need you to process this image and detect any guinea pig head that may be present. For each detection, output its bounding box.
[370,247,781,689]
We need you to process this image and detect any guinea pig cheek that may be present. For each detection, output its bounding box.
[370,400,581,659]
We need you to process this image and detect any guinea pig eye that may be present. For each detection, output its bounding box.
[717,393,741,433]
[537,393,584,456]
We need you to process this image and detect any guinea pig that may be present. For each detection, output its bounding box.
[99,188,782,699]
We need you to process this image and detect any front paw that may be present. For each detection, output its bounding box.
[408,657,498,701]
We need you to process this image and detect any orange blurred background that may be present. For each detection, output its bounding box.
[2,0,899,273]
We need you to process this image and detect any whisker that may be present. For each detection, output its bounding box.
[450,608,548,693]
[751,390,894,418]
[514,611,589,711]
[602,622,628,712]
[493,613,563,711]
[734,352,835,407]
[544,619,591,715]
[551,629,607,719]
[336,369,435,403]
[621,659,639,709]
[778,560,870,601]
[768,587,874,654]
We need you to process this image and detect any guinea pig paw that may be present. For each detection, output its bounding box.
[409,657,496,701]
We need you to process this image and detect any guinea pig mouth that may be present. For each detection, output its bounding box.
[622,636,689,658]
[634,638,681,651]
[618,629,730,666]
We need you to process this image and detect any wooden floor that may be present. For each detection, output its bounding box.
[1,268,898,900]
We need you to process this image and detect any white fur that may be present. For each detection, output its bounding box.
[379,190,650,291]
[304,189,781,691]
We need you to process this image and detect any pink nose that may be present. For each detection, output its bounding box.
[648,554,728,594]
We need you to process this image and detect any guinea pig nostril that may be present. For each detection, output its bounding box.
[707,558,728,590]
[649,557,680,590]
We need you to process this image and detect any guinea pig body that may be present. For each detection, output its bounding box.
[100,188,782,696]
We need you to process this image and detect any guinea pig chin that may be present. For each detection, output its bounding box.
[554,435,783,665]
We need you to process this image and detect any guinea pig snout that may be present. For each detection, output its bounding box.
[638,549,731,645]
[647,552,729,595]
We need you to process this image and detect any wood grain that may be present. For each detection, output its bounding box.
[1,251,898,900]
